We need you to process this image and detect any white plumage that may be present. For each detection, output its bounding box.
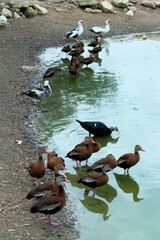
[63,20,84,41]
[90,19,110,37]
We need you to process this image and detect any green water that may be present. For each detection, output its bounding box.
[38,33,160,240]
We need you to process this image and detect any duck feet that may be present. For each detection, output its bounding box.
[47,215,60,227]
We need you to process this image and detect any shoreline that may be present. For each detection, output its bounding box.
[0,4,160,239]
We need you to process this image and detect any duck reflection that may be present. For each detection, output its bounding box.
[114,173,144,202]
[95,183,117,203]
[81,67,94,75]
[94,135,119,148]
[80,189,111,221]
[65,166,88,189]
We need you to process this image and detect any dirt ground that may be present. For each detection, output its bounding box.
[0,1,160,239]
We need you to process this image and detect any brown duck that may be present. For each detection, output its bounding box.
[28,153,48,179]
[78,165,111,195]
[87,154,117,172]
[68,64,78,78]
[30,174,69,226]
[117,145,145,174]
[75,136,101,153]
[80,55,95,67]
[72,41,84,49]
[61,44,71,55]
[65,143,93,167]
[88,36,101,47]
[68,47,84,57]
[43,67,60,79]
[71,56,80,69]
[89,45,102,54]
[47,152,66,171]
[26,164,67,200]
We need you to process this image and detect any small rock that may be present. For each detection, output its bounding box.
[33,4,48,15]
[99,0,115,13]
[20,65,37,73]
[84,7,102,12]
[2,8,13,18]
[141,0,156,8]
[112,0,129,8]
[24,7,38,18]
[13,12,22,19]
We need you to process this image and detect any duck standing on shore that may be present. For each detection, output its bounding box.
[22,80,52,100]
[89,19,110,38]
[63,20,84,41]
[30,174,70,226]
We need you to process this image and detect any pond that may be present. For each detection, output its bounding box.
[38,32,160,240]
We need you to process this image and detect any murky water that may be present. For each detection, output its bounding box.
[38,33,160,240]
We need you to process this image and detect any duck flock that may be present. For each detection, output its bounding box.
[24,20,145,227]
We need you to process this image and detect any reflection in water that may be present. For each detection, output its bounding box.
[80,189,111,221]
[114,173,144,202]
[95,184,117,203]
[94,135,120,148]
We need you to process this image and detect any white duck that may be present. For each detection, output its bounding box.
[23,80,52,100]
[89,19,110,37]
[63,20,84,41]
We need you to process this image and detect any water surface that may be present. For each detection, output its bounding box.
[38,33,160,240]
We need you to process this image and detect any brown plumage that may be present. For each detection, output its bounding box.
[30,174,69,226]
[71,56,80,69]
[28,154,47,179]
[72,41,84,49]
[80,55,95,67]
[88,36,101,47]
[88,45,102,54]
[68,64,78,78]
[68,47,84,57]
[43,67,60,79]
[87,154,117,172]
[61,44,71,54]
[65,143,93,167]
[75,136,101,153]
[117,145,145,174]
[26,164,67,200]
[78,165,111,195]
[47,152,65,171]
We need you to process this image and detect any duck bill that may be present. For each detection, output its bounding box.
[140,147,145,152]
[62,166,68,171]
[64,178,70,183]
[44,149,51,154]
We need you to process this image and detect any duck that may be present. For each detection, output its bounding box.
[68,46,84,57]
[61,44,72,55]
[78,165,111,195]
[75,136,101,153]
[63,20,84,41]
[89,19,110,37]
[65,143,93,167]
[72,41,84,49]
[47,153,66,171]
[87,154,117,172]
[88,45,102,54]
[117,145,145,174]
[26,164,67,200]
[71,56,80,69]
[22,80,52,100]
[30,174,70,226]
[43,67,61,79]
[88,36,101,47]
[76,119,119,137]
[28,150,50,179]
[68,64,78,78]
[80,55,95,67]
